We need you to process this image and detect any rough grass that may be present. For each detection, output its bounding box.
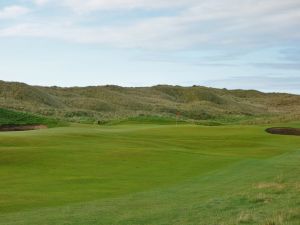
[0,108,64,127]
[1,80,300,124]
[0,123,299,224]
[107,115,187,125]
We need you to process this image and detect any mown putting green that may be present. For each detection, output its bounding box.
[0,123,300,224]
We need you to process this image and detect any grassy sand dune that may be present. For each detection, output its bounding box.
[1,80,300,124]
[0,108,63,128]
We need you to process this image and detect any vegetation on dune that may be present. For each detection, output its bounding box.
[1,80,300,124]
[0,108,64,128]
[105,115,187,125]
[0,124,299,224]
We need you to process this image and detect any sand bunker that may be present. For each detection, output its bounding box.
[0,124,47,132]
[266,127,300,136]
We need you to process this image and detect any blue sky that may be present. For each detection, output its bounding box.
[0,0,299,93]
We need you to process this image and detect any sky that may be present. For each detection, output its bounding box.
[0,0,299,93]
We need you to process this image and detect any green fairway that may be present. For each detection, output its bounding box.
[0,124,299,224]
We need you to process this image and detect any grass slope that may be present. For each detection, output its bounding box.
[107,115,188,125]
[0,123,299,224]
[0,108,63,127]
[1,80,300,124]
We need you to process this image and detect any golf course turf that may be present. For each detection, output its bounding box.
[0,123,299,224]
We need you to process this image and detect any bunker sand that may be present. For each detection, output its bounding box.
[266,127,300,136]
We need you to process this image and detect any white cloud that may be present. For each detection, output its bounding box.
[35,0,300,14]
[2,0,300,51]
[0,5,30,19]
[34,0,50,6]
[58,0,195,12]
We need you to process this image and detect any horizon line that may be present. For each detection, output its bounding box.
[1,79,299,96]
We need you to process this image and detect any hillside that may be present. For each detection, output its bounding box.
[0,108,62,127]
[0,80,300,124]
